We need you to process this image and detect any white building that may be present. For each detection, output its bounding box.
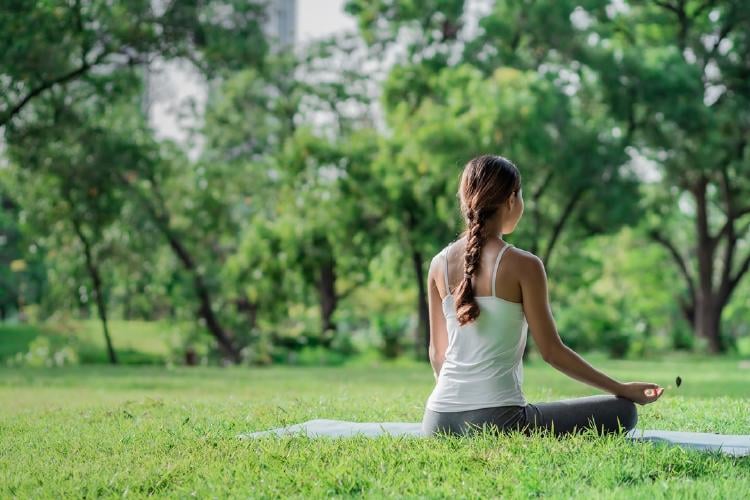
[263,0,297,49]
[143,0,298,157]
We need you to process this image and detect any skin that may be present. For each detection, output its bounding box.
[427,186,664,406]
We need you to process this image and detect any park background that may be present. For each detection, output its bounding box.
[1,1,749,497]
[1,0,749,367]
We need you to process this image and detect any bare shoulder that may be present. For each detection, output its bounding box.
[428,251,442,276]
[506,246,546,281]
[429,239,460,270]
[428,245,448,280]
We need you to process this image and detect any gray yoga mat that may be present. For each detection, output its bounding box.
[239,419,750,457]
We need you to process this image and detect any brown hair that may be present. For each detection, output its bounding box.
[454,155,521,326]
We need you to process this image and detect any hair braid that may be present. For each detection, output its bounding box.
[455,208,489,325]
[453,154,521,326]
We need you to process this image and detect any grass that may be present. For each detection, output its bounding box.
[1,355,749,498]
[0,320,181,365]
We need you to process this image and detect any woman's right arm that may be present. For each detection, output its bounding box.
[519,253,663,405]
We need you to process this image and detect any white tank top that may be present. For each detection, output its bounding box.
[425,241,528,412]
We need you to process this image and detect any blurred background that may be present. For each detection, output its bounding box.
[1,0,749,369]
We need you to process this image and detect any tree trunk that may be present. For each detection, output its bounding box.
[694,293,723,353]
[121,174,242,363]
[693,176,724,353]
[412,249,430,362]
[235,296,259,331]
[650,168,750,355]
[317,253,338,348]
[71,218,117,364]
[164,230,241,363]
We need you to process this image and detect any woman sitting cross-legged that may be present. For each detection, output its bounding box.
[422,154,664,438]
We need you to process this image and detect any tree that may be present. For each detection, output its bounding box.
[345,0,643,360]
[1,0,270,363]
[585,0,750,352]
[0,0,267,128]
[0,189,46,321]
[203,36,382,351]
[3,98,141,363]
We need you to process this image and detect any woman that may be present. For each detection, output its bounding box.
[422,155,664,438]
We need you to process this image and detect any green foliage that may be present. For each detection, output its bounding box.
[0,320,179,366]
[5,336,79,368]
[344,0,465,49]
[0,323,46,361]
[0,0,268,123]
[370,313,411,359]
[2,0,750,362]
[0,189,46,319]
[554,227,691,358]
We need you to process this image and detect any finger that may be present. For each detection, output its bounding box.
[644,387,663,399]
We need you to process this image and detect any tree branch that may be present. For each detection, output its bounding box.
[531,168,555,202]
[653,0,681,15]
[691,0,718,19]
[701,7,738,77]
[0,50,110,127]
[647,228,697,303]
[736,206,750,219]
[542,186,585,268]
[728,250,750,297]
[712,135,748,246]
[652,0,689,51]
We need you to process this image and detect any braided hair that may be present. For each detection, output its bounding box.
[454,155,521,326]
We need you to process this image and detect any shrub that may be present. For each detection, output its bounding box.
[7,336,79,368]
[370,314,410,359]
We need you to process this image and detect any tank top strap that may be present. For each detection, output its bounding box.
[491,243,514,297]
[442,246,450,294]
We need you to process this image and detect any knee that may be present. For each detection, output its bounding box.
[615,397,638,431]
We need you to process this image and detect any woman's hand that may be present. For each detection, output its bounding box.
[616,382,664,405]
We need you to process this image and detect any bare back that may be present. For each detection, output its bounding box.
[439,237,523,304]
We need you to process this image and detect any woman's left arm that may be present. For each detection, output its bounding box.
[427,256,448,381]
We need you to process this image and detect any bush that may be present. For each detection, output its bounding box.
[165,323,212,366]
[6,336,79,368]
[370,314,410,359]
[602,329,631,359]
[240,331,274,366]
[671,320,694,351]
[328,328,358,356]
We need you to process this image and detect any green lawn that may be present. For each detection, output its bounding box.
[0,320,181,365]
[1,356,749,498]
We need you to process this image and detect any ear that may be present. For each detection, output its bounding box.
[507,194,515,210]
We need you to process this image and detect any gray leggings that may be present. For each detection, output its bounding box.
[422,395,638,437]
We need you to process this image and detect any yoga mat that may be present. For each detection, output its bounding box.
[239,419,750,457]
